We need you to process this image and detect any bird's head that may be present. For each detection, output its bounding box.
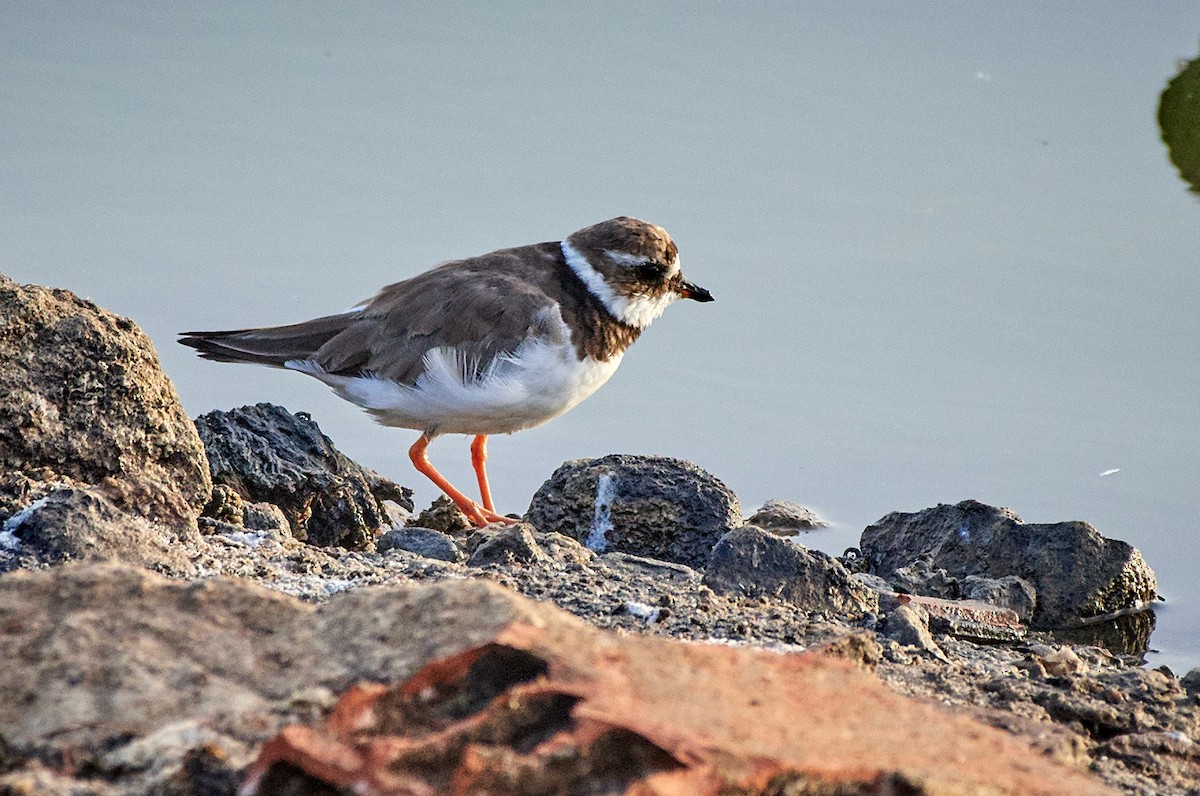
[562,216,713,329]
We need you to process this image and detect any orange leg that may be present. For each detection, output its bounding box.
[408,434,516,527]
[471,435,495,512]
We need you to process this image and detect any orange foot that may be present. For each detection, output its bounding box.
[409,434,520,529]
[457,501,520,528]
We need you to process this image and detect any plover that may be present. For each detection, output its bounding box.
[180,217,713,527]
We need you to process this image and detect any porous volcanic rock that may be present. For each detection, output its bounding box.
[377,527,464,562]
[195,403,414,549]
[467,523,548,567]
[744,498,828,534]
[1,487,197,575]
[860,500,1157,629]
[703,525,877,618]
[525,454,740,569]
[0,273,210,526]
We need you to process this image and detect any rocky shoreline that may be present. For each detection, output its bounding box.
[0,272,1194,795]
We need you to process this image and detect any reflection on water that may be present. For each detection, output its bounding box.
[1050,610,1157,660]
[1159,50,1200,195]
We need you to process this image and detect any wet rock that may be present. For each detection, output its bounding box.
[744,498,827,534]
[860,500,1157,630]
[467,524,547,567]
[0,273,211,527]
[963,574,1037,623]
[1,487,197,575]
[525,454,740,569]
[1054,609,1157,655]
[195,403,414,549]
[377,527,464,563]
[703,526,877,617]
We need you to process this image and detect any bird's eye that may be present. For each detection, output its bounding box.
[635,262,667,281]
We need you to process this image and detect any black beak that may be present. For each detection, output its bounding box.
[678,280,714,302]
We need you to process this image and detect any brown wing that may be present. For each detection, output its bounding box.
[316,247,567,385]
[180,242,571,384]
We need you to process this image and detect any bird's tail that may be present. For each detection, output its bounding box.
[178,313,355,368]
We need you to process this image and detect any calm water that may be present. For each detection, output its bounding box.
[3,4,1199,670]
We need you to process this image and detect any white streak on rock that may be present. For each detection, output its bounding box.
[2,496,50,538]
[585,472,616,552]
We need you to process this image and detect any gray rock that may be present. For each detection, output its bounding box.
[0,273,211,527]
[378,527,464,563]
[0,563,549,790]
[882,603,949,662]
[408,494,474,535]
[242,501,291,535]
[860,500,1156,629]
[963,574,1037,623]
[1180,668,1200,698]
[195,403,414,549]
[467,524,547,567]
[525,454,741,570]
[600,551,699,583]
[533,531,596,567]
[1,487,197,575]
[703,526,877,618]
[745,499,828,534]
[891,560,960,599]
[851,572,895,594]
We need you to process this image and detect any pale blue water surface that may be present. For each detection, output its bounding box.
[2,3,1198,669]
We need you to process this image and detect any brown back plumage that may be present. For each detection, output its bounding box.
[179,239,642,386]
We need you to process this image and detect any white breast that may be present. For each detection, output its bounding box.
[286,308,623,436]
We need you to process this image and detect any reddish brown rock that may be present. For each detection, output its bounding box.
[245,610,1115,796]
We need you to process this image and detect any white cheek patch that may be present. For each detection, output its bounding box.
[564,241,678,329]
